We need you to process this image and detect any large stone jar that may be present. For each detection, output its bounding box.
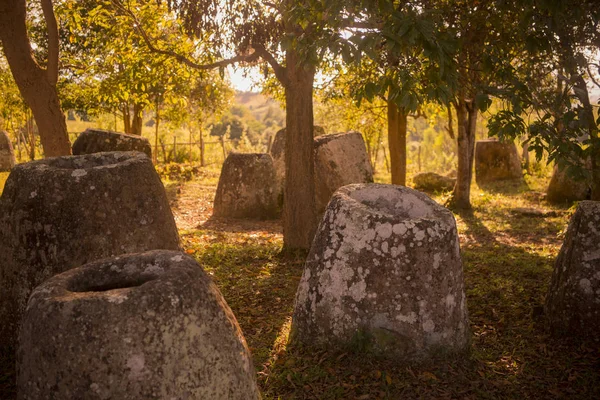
[18,250,260,399]
[292,184,469,361]
[313,132,374,214]
[270,125,326,189]
[72,128,152,158]
[475,139,522,184]
[0,130,16,171]
[546,163,591,204]
[213,152,279,219]
[0,152,179,347]
[545,201,600,338]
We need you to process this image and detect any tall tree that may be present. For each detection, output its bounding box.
[57,0,230,136]
[314,1,455,185]
[440,0,505,209]
[135,0,357,250]
[489,0,600,198]
[0,0,71,156]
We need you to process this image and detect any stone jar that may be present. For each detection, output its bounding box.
[213,152,279,219]
[313,132,374,215]
[72,128,152,158]
[475,140,522,184]
[0,152,179,348]
[270,125,326,190]
[546,163,591,204]
[18,250,260,400]
[412,172,456,193]
[0,130,16,171]
[292,183,470,361]
[545,201,600,338]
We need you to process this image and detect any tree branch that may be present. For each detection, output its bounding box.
[252,44,288,85]
[586,63,600,89]
[446,103,455,139]
[40,0,59,85]
[110,0,263,71]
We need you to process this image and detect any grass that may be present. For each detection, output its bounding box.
[1,168,598,399]
[178,172,598,399]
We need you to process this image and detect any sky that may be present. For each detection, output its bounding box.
[227,66,261,92]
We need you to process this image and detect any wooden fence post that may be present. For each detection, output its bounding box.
[200,131,205,167]
[173,136,177,162]
[220,135,227,161]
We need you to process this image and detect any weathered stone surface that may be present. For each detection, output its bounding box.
[546,164,591,204]
[292,184,470,361]
[0,152,180,348]
[413,172,455,192]
[270,128,287,188]
[545,201,600,338]
[72,128,152,158]
[0,130,16,171]
[213,152,279,219]
[18,250,260,400]
[475,140,522,184]
[314,132,374,214]
[270,125,326,188]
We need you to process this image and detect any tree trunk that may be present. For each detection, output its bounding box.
[154,98,160,164]
[123,106,131,134]
[522,140,530,172]
[452,99,477,209]
[387,99,408,185]
[27,115,35,160]
[131,104,144,135]
[282,49,317,251]
[0,0,71,157]
[571,74,600,200]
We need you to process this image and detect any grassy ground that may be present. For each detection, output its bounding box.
[171,170,598,399]
[1,168,598,398]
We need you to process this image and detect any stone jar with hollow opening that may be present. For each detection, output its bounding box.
[17,250,260,400]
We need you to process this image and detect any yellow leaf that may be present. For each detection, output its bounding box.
[421,371,438,381]
[385,374,392,385]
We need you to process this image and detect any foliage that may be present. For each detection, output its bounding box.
[487,0,600,188]
[56,0,232,133]
[155,163,204,181]
[341,4,457,111]
[0,59,27,136]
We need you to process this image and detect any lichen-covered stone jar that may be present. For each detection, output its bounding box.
[0,152,179,348]
[18,250,260,400]
[291,183,469,361]
[545,200,600,338]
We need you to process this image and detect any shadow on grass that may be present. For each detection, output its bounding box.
[477,178,531,196]
[258,210,599,399]
[200,215,283,234]
[183,234,302,371]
